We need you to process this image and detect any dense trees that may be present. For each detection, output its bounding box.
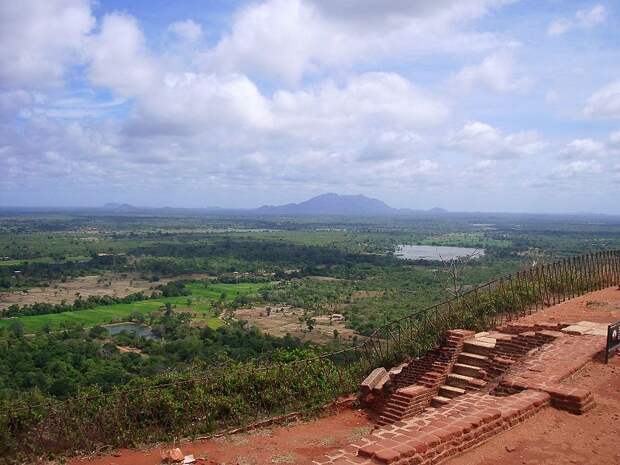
[0,314,307,401]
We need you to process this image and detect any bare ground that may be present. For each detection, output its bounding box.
[234,306,362,344]
[0,272,212,310]
[68,408,373,465]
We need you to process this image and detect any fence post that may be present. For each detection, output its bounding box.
[570,256,578,299]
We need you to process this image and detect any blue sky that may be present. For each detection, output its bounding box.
[1,0,619,213]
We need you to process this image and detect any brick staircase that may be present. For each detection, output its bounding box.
[432,338,490,407]
[375,330,474,425]
[336,322,606,465]
[362,325,580,426]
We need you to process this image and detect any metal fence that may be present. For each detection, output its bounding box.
[2,250,619,461]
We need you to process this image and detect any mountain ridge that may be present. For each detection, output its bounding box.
[256,193,422,216]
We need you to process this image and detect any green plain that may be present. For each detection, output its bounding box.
[0,282,262,333]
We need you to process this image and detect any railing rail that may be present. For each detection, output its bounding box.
[1,250,619,462]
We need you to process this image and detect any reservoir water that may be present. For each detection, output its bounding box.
[395,245,484,261]
[103,322,154,338]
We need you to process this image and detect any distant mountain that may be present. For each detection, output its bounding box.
[95,196,448,217]
[102,203,139,212]
[256,193,400,216]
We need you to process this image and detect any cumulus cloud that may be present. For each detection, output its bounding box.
[2,0,618,211]
[168,20,203,43]
[86,13,158,97]
[0,0,95,89]
[453,50,530,93]
[446,121,545,158]
[273,73,449,134]
[203,0,511,84]
[554,160,603,178]
[560,138,606,158]
[548,4,606,36]
[584,80,620,119]
[125,72,274,137]
[308,0,514,26]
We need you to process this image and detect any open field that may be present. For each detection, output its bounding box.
[0,273,219,310]
[234,305,362,344]
[0,282,263,333]
[0,273,162,310]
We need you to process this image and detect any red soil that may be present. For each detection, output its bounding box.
[68,409,373,465]
[515,286,620,325]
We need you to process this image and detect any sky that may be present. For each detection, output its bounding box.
[1,0,619,213]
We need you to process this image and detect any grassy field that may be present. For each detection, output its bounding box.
[0,282,263,333]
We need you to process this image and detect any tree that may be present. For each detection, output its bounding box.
[441,249,481,298]
[9,321,24,337]
[163,302,174,316]
[130,310,145,323]
[89,325,107,339]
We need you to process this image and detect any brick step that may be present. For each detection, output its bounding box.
[377,413,402,425]
[430,395,451,408]
[445,373,487,390]
[438,384,465,398]
[418,375,442,384]
[382,407,406,417]
[385,398,410,408]
[418,381,437,388]
[458,351,489,367]
[453,363,486,378]
[463,340,495,356]
[446,373,474,389]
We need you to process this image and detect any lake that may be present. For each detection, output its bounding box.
[103,322,154,338]
[395,245,484,261]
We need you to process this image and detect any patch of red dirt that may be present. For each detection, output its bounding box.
[444,356,620,465]
[68,409,373,465]
[516,286,620,325]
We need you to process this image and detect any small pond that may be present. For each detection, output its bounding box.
[103,322,154,339]
[395,245,484,261]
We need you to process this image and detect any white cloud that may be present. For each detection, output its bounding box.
[446,121,545,158]
[561,138,606,158]
[86,13,158,97]
[273,72,449,135]
[125,72,274,137]
[0,0,95,89]
[308,0,514,26]
[453,50,530,92]
[584,80,620,119]
[168,20,203,43]
[548,4,606,36]
[203,0,513,84]
[0,90,34,118]
[2,0,618,211]
[575,4,606,28]
[554,160,602,178]
[547,18,572,36]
